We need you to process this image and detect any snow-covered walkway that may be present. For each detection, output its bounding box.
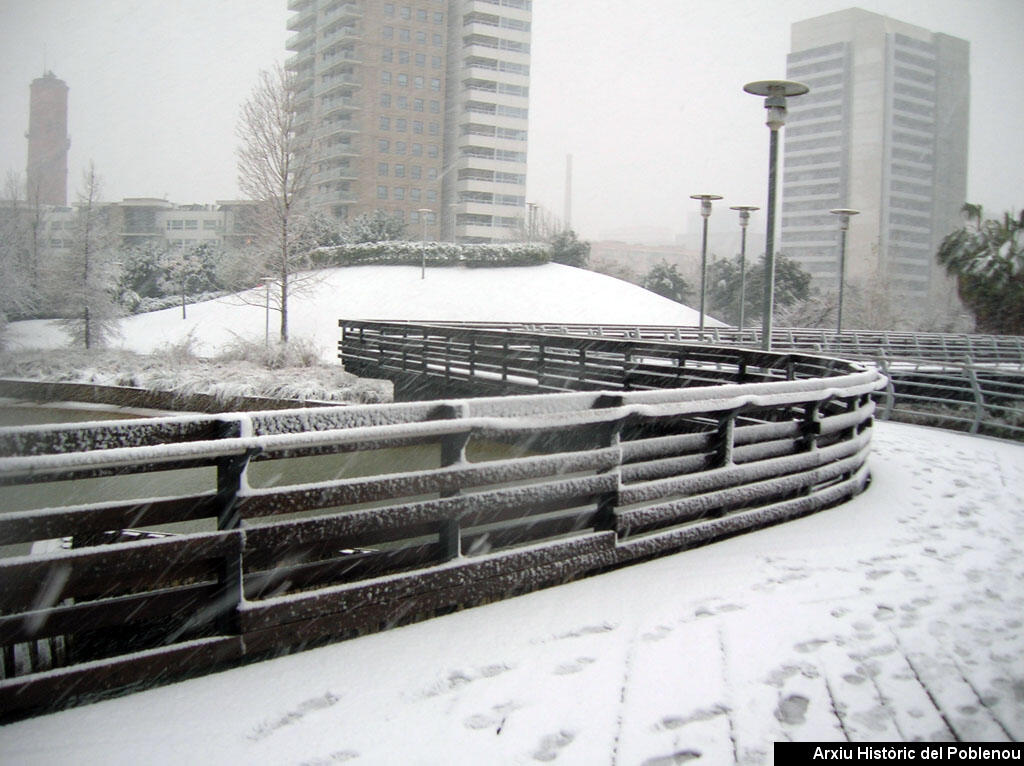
[2,421,1023,764]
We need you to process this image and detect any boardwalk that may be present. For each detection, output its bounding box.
[1,421,1022,764]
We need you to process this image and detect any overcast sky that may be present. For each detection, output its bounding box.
[1,0,1020,242]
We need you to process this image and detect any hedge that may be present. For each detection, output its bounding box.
[309,241,551,268]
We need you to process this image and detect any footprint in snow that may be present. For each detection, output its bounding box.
[553,657,595,675]
[641,751,702,766]
[531,730,575,762]
[775,694,810,725]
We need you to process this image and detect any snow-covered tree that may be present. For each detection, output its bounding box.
[937,204,1024,334]
[642,260,693,304]
[236,64,314,342]
[0,173,38,340]
[341,210,407,243]
[549,229,590,268]
[58,163,122,348]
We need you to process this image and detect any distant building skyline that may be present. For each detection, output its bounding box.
[780,7,969,324]
[286,0,532,243]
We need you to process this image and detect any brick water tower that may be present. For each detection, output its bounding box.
[26,71,70,206]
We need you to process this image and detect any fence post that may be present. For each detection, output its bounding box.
[714,409,739,468]
[434,403,470,560]
[215,448,259,531]
[592,394,624,534]
[963,356,985,434]
[874,357,895,421]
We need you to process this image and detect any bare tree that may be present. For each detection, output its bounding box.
[0,173,38,337]
[236,64,313,343]
[58,163,122,348]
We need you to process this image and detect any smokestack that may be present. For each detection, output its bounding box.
[564,153,573,231]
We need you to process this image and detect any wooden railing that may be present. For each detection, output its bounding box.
[409,321,1024,367]
[0,325,884,719]
[344,321,1024,439]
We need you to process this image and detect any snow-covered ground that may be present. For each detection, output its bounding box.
[2,422,1022,763]
[5,264,721,361]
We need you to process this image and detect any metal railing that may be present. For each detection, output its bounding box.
[0,326,883,719]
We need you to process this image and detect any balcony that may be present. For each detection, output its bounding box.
[286,8,316,32]
[323,1,362,21]
[286,28,316,53]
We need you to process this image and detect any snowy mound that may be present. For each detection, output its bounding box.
[7,264,723,360]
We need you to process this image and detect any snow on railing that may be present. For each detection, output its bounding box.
[0,326,885,719]
[364,320,1024,440]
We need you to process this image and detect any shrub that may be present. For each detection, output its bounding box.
[309,241,550,269]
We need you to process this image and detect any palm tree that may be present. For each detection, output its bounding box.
[937,204,1024,334]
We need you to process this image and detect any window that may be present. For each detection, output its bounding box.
[379,116,391,130]
[168,219,184,230]
[399,28,410,42]
[410,165,422,179]
[394,187,405,200]
[433,11,443,23]
[203,219,218,230]
[413,120,423,134]
[414,75,424,89]
[378,139,390,152]
[381,48,393,62]
[427,167,437,180]
[414,98,424,112]
[378,162,389,176]
[415,53,426,67]
[382,26,394,39]
[398,50,410,65]
[432,33,442,46]
[400,6,411,19]
[428,144,439,158]
[377,185,388,199]
[384,3,395,15]
[396,118,407,131]
[410,188,421,201]
[395,164,406,177]
[429,121,439,135]
[381,71,392,85]
[429,77,440,91]
[397,95,408,109]
[380,93,392,107]
[429,100,440,114]
[426,190,437,202]
[395,141,407,154]
[416,30,427,44]
[411,143,423,156]
[397,73,408,86]
[416,9,427,21]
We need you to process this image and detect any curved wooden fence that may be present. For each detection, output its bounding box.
[354,321,1024,440]
[0,325,884,719]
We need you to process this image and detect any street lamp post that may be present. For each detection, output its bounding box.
[418,208,433,279]
[829,208,860,334]
[743,80,809,351]
[690,193,722,333]
[729,205,759,334]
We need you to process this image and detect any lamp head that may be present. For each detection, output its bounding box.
[743,80,810,130]
[690,193,723,218]
[730,205,759,227]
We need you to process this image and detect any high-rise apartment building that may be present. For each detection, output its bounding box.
[285,0,531,242]
[26,71,71,207]
[780,8,969,324]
